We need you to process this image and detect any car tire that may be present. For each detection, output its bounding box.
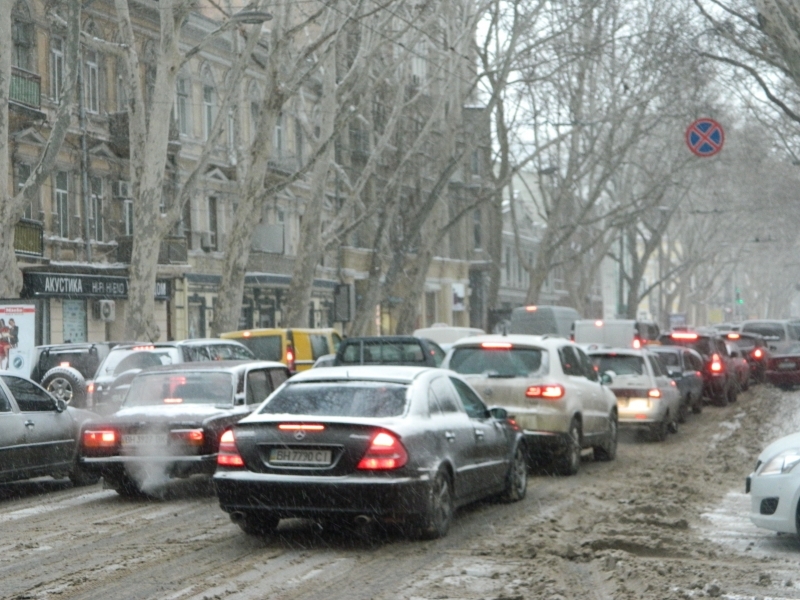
[555,419,582,476]
[594,413,617,462]
[105,473,145,498]
[741,376,750,391]
[691,392,703,414]
[713,387,729,407]
[500,444,528,502]
[668,412,679,434]
[41,366,87,407]
[651,417,668,442]
[678,396,689,424]
[727,383,738,404]
[69,462,100,487]
[416,469,454,539]
[235,511,280,536]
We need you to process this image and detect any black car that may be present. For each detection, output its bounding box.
[214,366,527,539]
[0,372,99,486]
[88,339,256,414]
[651,345,705,420]
[333,336,446,367]
[78,360,290,496]
[724,331,770,384]
[657,330,737,405]
[28,342,117,407]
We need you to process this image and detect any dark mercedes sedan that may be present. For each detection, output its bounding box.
[78,361,290,496]
[214,366,528,539]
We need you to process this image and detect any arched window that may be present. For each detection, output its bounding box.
[12,1,35,72]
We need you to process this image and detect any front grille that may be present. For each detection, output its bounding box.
[760,497,779,515]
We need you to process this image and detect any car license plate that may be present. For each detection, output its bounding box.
[269,448,332,465]
[122,433,168,447]
[778,361,797,371]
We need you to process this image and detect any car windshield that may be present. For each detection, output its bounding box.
[591,354,645,376]
[742,323,785,340]
[260,381,409,417]
[123,372,234,407]
[653,351,679,367]
[237,336,282,361]
[448,347,547,377]
[97,349,179,377]
[340,341,426,364]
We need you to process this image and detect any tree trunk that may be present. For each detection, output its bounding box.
[395,246,435,334]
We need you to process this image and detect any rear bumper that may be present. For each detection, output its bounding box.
[80,454,218,478]
[765,371,800,386]
[214,470,432,519]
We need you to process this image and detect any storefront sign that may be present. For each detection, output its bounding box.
[24,273,171,300]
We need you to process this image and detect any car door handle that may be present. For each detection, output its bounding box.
[474,429,485,439]
[24,420,35,428]
[444,431,456,442]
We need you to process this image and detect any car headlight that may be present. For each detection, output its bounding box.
[759,449,800,475]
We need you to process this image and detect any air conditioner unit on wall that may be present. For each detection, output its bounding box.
[92,299,116,322]
[113,181,131,198]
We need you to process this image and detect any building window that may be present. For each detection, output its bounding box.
[176,77,191,135]
[295,117,304,166]
[123,199,133,235]
[203,84,215,141]
[273,113,283,157]
[12,16,34,71]
[473,208,482,250]
[50,37,65,103]
[505,247,511,283]
[411,39,427,86]
[181,199,192,249]
[89,176,103,241]
[17,163,34,219]
[471,149,480,176]
[372,100,386,135]
[84,49,99,113]
[116,58,128,111]
[53,171,69,238]
[207,197,218,251]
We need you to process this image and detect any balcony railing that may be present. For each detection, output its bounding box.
[14,218,44,257]
[116,236,188,264]
[9,67,41,109]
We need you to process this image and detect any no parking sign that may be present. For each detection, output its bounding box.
[685,118,724,157]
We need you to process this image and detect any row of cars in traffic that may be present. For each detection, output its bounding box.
[3,315,800,542]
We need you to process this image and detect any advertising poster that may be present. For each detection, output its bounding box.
[1,304,36,375]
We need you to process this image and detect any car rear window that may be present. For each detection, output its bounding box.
[97,349,179,377]
[123,372,234,406]
[448,347,547,377]
[340,341,425,364]
[238,335,283,361]
[260,382,408,417]
[660,335,714,356]
[590,354,645,376]
[653,350,679,367]
[742,323,785,340]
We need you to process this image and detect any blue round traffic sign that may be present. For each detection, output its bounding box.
[685,118,724,157]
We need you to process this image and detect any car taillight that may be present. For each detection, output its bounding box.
[172,429,204,446]
[753,348,764,359]
[481,342,512,349]
[86,381,95,394]
[632,337,642,349]
[710,354,723,372]
[648,388,661,398]
[286,345,296,372]
[525,384,565,399]
[278,423,325,431]
[83,429,118,448]
[357,431,408,470]
[217,430,244,467]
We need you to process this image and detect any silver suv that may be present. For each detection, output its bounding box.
[443,335,618,475]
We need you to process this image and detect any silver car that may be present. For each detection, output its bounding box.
[443,335,618,475]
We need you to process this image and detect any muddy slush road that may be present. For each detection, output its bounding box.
[2,385,800,600]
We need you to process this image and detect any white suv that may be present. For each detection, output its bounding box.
[443,335,618,475]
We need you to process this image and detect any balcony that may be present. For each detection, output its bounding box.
[10,67,40,109]
[14,218,44,257]
[116,236,188,264]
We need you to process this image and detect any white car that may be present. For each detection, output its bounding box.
[747,431,800,539]
[443,335,618,475]
[587,349,683,442]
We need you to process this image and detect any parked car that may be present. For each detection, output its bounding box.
[657,329,737,406]
[78,361,290,497]
[572,319,660,349]
[740,319,799,354]
[650,345,704,418]
[88,339,255,414]
[214,366,527,539]
[746,431,800,541]
[764,342,800,390]
[726,341,751,392]
[588,349,682,441]
[725,331,770,384]
[27,342,116,407]
[334,336,446,367]
[219,328,342,373]
[442,335,618,474]
[0,372,99,486]
[508,305,581,338]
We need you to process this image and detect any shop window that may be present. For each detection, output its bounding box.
[188,296,206,339]
[62,299,87,343]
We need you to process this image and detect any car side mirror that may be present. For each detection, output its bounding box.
[234,394,246,406]
[55,398,67,413]
[600,372,613,385]
[489,406,508,420]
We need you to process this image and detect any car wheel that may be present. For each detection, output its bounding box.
[105,473,145,498]
[555,419,582,476]
[742,376,750,391]
[41,366,87,407]
[416,469,454,539]
[69,462,100,487]
[594,413,617,462]
[678,395,689,424]
[234,511,280,536]
[668,411,679,434]
[651,417,668,442]
[727,383,738,404]
[501,444,528,502]
[691,392,703,414]
[713,387,729,407]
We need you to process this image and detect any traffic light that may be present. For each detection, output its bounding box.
[736,289,744,305]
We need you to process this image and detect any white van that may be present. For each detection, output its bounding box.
[573,319,660,349]
[508,305,581,338]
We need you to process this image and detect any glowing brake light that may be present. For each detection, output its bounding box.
[173,429,204,446]
[132,345,155,351]
[243,331,252,337]
[648,388,661,398]
[710,353,723,372]
[525,306,538,311]
[481,342,512,349]
[86,382,95,394]
[753,348,764,359]
[594,320,603,327]
[727,332,740,340]
[60,361,70,368]
[525,384,565,399]
[632,337,642,349]
[217,430,245,467]
[286,345,296,372]
[83,429,118,448]
[357,431,408,470]
[278,424,325,431]
[163,397,184,404]
[671,332,698,340]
